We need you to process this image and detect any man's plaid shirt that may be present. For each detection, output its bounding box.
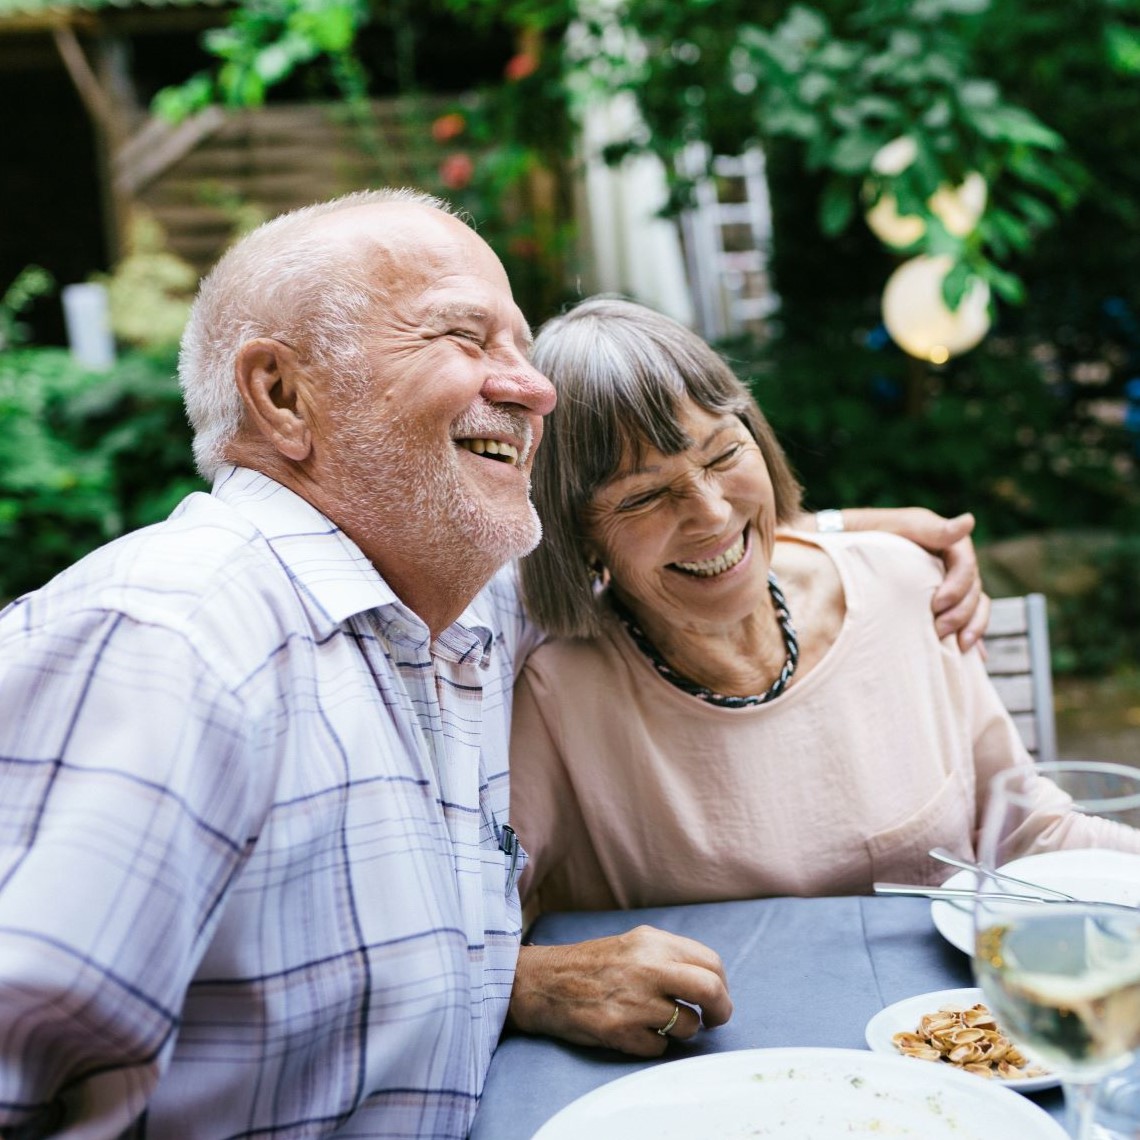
[0,465,536,1139]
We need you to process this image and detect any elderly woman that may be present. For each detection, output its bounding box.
[510,297,1136,924]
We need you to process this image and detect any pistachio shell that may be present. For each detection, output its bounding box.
[889,999,1051,1083]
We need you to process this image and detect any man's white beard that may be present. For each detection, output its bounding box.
[329,405,543,583]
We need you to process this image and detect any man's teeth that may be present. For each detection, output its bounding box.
[457,438,520,465]
[673,533,746,578]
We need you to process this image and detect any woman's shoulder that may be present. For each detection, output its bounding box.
[776,527,943,601]
[520,616,627,683]
[777,529,945,641]
[820,528,944,590]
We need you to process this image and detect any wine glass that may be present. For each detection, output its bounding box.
[973,761,1140,1140]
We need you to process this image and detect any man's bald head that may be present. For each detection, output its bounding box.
[179,189,473,480]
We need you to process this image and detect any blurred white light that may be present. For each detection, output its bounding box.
[929,172,988,237]
[871,137,919,176]
[865,139,987,249]
[865,194,926,248]
[881,254,992,361]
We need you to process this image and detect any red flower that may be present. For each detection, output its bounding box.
[507,236,540,259]
[431,113,466,143]
[504,53,539,82]
[439,153,475,191]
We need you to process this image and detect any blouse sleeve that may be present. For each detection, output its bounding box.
[510,666,578,919]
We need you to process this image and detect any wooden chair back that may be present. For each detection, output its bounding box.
[983,593,1058,765]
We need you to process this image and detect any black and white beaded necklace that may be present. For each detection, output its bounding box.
[611,571,799,708]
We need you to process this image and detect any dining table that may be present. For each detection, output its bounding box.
[470,894,1071,1138]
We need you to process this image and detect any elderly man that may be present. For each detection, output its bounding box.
[0,189,983,1138]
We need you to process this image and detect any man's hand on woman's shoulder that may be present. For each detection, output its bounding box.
[804,507,990,653]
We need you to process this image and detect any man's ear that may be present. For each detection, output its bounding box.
[235,338,313,462]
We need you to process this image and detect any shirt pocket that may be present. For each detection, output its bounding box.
[864,770,973,887]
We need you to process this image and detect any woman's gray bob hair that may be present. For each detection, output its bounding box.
[521,296,803,639]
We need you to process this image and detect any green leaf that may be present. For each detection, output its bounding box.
[909,136,946,197]
[941,257,973,309]
[1105,22,1140,74]
[982,217,1010,260]
[203,27,244,60]
[219,62,267,108]
[934,0,990,12]
[796,71,834,104]
[922,98,952,130]
[969,105,1065,150]
[979,261,1026,304]
[987,208,1033,250]
[851,95,901,122]
[887,29,924,57]
[293,3,357,53]
[150,73,215,124]
[780,4,830,47]
[1006,150,1076,202]
[819,178,855,235]
[762,103,823,140]
[957,78,999,108]
[804,130,833,170]
[923,215,966,257]
[893,178,927,218]
[253,42,299,83]
[830,104,862,131]
[828,130,883,174]
[915,53,961,85]
[1008,191,1056,229]
[815,40,862,71]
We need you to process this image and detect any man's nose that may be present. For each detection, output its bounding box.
[483,353,557,416]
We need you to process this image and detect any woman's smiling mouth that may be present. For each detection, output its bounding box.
[670,529,748,578]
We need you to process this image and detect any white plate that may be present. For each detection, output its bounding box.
[531,1047,1067,1139]
[864,986,1058,1093]
[931,849,1140,956]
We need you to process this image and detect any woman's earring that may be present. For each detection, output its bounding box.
[588,559,607,589]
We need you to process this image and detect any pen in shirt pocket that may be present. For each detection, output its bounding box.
[499,824,520,898]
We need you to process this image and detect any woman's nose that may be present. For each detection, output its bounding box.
[680,476,733,530]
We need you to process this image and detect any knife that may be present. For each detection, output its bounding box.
[873,882,1054,904]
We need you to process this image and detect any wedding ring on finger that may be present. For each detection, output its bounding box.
[656,1002,682,1037]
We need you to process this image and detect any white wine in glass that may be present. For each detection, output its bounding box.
[973,761,1140,1140]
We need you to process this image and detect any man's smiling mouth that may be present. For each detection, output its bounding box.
[671,530,747,578]
[456,438,521,465]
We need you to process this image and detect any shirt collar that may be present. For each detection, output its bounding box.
[211,466,494,662]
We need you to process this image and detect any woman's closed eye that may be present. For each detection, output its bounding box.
[707,442,746,469]
[615,487,668,513]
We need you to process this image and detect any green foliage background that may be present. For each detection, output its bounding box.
[3,0,1139,675]
[0,346,202,600]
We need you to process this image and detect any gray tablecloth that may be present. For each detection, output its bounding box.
[470,895,1067,1138]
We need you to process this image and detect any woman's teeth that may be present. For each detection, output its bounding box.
[673,532,746,578]
[457,438,520,465]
